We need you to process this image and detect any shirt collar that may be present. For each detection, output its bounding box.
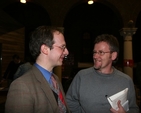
[34,63,52,82]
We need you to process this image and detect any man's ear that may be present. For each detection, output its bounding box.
[112,52,118,61]
[41,44,50,55]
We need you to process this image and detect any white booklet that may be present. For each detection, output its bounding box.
[107,88,129,111]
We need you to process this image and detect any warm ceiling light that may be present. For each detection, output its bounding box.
[20,0,26,3]
[88,0,94,5]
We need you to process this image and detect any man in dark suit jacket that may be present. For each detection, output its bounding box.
[5,26,70,113]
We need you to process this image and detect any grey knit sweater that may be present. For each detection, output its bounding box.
[66,67,139,113]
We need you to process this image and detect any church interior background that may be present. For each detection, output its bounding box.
[0,0,141,112]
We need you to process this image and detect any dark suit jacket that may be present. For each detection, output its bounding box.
[5,65,70,113]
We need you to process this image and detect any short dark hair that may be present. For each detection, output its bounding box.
[94,34,119,63]
[29,26,63,60]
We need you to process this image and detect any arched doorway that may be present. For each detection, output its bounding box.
[64,1,123,65]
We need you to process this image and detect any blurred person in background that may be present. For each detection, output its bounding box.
[13,55,33,80]
[0,54,22,88]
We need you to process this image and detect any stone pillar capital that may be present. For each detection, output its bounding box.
[57,27,64,33]
[120,28,137,38]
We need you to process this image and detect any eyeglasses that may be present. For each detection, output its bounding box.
[54,45,67,51]
[93,51,112,56]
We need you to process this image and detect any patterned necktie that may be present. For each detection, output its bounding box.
[51,75,66,113]
[51,75,57,89]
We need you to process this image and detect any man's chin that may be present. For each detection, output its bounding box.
[94,66,100,70]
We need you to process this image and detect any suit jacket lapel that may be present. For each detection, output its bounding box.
[32,66,59,113]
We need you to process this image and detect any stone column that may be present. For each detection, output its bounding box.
[53,66,62,82]
[120,27,137,79]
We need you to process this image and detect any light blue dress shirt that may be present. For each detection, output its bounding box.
[34,63,52,84]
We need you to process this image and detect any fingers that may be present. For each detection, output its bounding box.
[110,100,126,113]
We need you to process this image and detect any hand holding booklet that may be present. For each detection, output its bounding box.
[107,88,129,111]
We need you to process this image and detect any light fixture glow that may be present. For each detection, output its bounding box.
[20,0,26,3]
[88,0,94,5]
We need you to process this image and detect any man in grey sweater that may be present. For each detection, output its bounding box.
[66,34,139,113]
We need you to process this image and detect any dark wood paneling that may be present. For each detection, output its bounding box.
[0,28,25,77]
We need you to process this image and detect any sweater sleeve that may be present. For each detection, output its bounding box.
[66,72,82,113]
[127,78,139,113]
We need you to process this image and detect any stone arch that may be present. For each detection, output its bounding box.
[63,1,123,64]
[129,1,141,25]
[95,0,123,27]
[3,2,51,27]
[3,1,51,55]
[50,0,81,26]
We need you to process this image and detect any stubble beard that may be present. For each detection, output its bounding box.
[93,64,101,70]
